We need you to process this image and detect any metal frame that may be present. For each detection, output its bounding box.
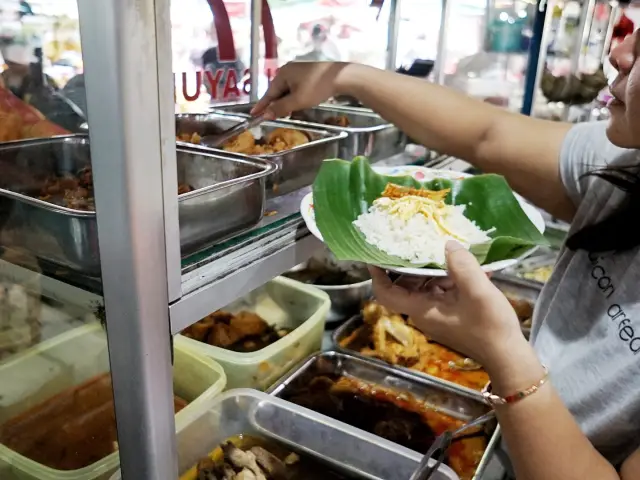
[434,0,452,85]
[386,0,402,70]
[77,0,178,478]
[249,0,262,101]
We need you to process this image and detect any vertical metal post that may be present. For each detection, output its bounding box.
[601,3,620,64]
[77,0,178,479]
[434,0,452,85]
[572,0,596,74]
[250,0,262,102]
[521,0,553,115]
[386,0,402,70]
[155,0,182,303]
[561,0,595,120]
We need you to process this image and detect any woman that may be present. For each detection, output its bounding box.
[252,30,640,479]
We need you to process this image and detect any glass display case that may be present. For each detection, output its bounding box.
[0,0,558,478]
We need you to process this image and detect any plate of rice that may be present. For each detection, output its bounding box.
[302,158,548,276]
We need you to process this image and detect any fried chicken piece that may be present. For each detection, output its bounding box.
[324,115,350,127]
[221,443,266,480]
[178,183,193,195]
[249,446,288,480]
[381,183,450,202]
[266,128,308,149]
[230,312,268,337]
[223,130,256,154]
[208,322,243,348]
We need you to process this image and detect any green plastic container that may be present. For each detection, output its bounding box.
[0,324,226,480]
[179,276,330,390]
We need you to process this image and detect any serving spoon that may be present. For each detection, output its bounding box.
[409,410,496,480]
[199,114,266,148]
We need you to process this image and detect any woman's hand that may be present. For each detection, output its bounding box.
[369,241,527,370]
[251,61,355,118]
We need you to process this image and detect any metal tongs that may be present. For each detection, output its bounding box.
[409,410,496,480]
[201,114,266,148]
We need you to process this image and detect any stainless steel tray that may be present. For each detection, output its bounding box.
[176,113,346,197]
[0,135,276,276]
[500,247,558,285]
[268,351,499,480]
[491,276,542,339]
[213,103,407,162]
[167,389,457,480]
[332,314,487,400]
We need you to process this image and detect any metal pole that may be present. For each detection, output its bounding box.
[386,0,402,70]
[434,0,452,85]
[561,0,596,120]
[522,0,554,115]
[574,0,597,73]
[601,2,620,64]
[76,0,178,478]
[250,0,262,102]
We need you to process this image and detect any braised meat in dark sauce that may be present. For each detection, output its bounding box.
[37,166,193,211]
[278,359,489,480]
[281,372,438,453]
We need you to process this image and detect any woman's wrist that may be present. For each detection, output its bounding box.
[481,335,546,399]
[334,62,371,98]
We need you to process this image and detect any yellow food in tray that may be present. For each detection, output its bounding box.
[177,127,310,156]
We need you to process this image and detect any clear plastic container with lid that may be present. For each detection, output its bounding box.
[110,389,459,480]
[0,324,226,480]
[178,276,330,390]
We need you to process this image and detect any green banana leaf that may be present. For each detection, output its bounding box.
[312,157,549,269]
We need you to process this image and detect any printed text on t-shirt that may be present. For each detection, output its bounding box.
[588,252,640,354]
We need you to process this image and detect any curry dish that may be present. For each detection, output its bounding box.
[182,310,291,353]
[0,373,187,470]
[280,370,488,480]
[339,301,490,391]
[177,127,309,156]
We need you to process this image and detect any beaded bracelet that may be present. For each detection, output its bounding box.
[481,365,549,406]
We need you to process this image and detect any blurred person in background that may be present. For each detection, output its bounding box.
[198,22,245,99]
[294,24,341,62]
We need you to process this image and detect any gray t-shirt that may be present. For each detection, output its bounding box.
[530,121,640,467]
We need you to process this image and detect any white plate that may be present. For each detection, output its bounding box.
[300,166,545,277]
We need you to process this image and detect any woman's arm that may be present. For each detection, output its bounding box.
[367,244,639,480]
[487,337,634,480]
[255,62,576,221]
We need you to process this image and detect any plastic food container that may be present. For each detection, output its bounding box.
[110,389,458,480]
[0,324,226,480]
[178,276,330,390]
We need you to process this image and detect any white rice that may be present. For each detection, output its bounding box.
[353,201,493,265]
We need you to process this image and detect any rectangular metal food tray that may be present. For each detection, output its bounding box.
[491,276,542,339]
[0,135,276,276]
[212,103,407,162]
[332,314,487,400]
[176,113,346,197]
[163,389,450,480]
[268,351,499,480]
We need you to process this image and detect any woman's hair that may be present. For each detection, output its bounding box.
[566,165,640,252]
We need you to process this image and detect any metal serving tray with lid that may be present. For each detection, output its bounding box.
[268,351,500,480]
[176,112,346,197]
[0,134,276,276]
[212,103,407,163]
[109,388,459,480]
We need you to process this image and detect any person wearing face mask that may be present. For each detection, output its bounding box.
[252,30,640,480]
